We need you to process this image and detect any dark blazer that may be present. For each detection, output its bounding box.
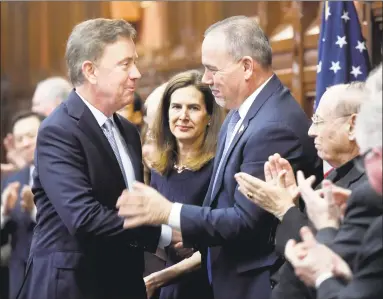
[271,162,381,299]
[179,75,321,299]
[317,216,383,299]
[1,166,34,299]
[17,91,161,299]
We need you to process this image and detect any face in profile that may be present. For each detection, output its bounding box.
[168,85,210,144]
[201,33,243,110]
[13,116,41,165]
[308,93,353,167]
[93,37,141,112]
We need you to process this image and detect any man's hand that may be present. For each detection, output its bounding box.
[235,165,315,220]
[20,185,35,213]
[2,182,20,216]
[285,226,345,287]
[285,227,352,286]
[265,153,299,200]
[116,182,173,229]
[297,171,341,229]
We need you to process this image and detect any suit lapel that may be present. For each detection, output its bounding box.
[66,91,125,187]
[208,75,283,206]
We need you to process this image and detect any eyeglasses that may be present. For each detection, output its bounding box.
[310,114,353,125]
[354,148,373,173]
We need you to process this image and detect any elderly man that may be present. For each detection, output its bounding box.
[234,80,382,299]
[286,88,383,299]
[31,76,72,116]
[17,19,174,299]
[117,16,320,299]
[1,77,72,176]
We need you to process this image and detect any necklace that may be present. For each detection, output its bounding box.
[173,163,192,173]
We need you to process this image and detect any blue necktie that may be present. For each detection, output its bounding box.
[207,110,241,284]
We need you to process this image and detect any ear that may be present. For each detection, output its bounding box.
[242,56,254,80]
[82,60,98,85]
[347,114,357,140]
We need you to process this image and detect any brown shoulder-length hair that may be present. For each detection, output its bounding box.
[151,70,224,175]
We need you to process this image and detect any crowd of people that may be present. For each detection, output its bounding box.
[0,15,382,299]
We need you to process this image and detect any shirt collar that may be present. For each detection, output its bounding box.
[76,91,109,127]
[238,74,274,119]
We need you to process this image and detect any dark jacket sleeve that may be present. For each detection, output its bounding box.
[317,181,383,265]
[317,217,383,299]
[275,206,308,255]
[180,123,303,248]
[36,124,160,251]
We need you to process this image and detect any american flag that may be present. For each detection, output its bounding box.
[315,1,370,109]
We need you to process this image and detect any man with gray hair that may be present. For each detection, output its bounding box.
[116,15,321,299]
[31,76,72,116]
[17,19,174,299]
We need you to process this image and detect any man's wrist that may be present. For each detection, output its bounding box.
[314,218,339,230]
[277,203,295,221]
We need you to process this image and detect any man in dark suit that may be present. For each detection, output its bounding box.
[285,69,383,299]
[116,16,321,299]
[17,19,174,299]
[1,111,45,299]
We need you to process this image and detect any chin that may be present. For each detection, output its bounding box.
[214,97,227,108]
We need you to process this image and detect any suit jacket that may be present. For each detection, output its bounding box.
[272,161,382,299]
[17,91,161,299]
[179,75,321,299]
[1,166,35,299]
[317,216,383,299]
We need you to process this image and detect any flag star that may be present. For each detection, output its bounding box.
[325,5,331,20]
[355,40,366,53]
[335,35,347,48]
[341,11,350,22]
[317,61,322,73]
[322,38,326,42]
[350,66,362,78]
[330,61,341,73]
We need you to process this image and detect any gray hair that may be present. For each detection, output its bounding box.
[204,16,272,67]
[365,63,382,95]
[355,64,383,151]
[355,97,382,151]
[65,18,136,86]
[33,76,72,104]
[326,82,367,117]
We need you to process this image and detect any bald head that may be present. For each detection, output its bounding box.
[317,82,366,118]
[32,77,72,116]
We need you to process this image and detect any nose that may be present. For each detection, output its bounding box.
[202,69,213,85]
[130,64,142,80]
[308,123,317,137]
[179,107,189,120]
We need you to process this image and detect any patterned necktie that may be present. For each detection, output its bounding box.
[102,118,129,188]
[207,110,241,284]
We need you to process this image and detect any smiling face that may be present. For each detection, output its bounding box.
[168,85,210,144]
[13,116,41,165]
[201,33,244,110]
[91,37,141,113]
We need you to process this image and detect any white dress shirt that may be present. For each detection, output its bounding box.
[77,91,171,248]
[167,75,274,230]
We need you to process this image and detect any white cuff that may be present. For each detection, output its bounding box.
[31,205,37,222]
[0,206,10,229]
[315,272,334,289]
[158,225,172,249]
[168,202,182,230]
